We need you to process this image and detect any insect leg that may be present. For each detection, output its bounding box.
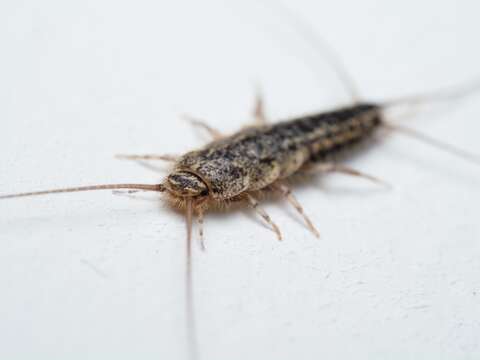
[115,154,178,161]
[271,183,320,238]
[181,114,223,140]
[306,163,391,188]
[246,193,282,241]
[253,87,268,125]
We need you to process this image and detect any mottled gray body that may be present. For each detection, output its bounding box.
[173,103,382,200]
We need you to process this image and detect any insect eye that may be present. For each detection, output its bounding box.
[166,171,208,197]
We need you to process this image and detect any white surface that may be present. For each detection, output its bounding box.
[1,0,479,359]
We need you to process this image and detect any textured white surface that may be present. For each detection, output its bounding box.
[1,0,479,359]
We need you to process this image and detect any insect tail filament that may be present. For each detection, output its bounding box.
[381,78,480,109]
[384,123,480,166]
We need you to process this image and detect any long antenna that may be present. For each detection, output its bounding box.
[265,0,361,102]
[0,183,165,200]
[185,199,199,360]
[384,123,480,166]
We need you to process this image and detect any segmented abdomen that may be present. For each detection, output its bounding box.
[270,103,382,162]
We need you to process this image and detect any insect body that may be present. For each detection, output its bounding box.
[160,103,383,241]
[172,104,380,200]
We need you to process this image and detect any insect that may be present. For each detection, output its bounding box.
[2,90,479,237]
[1,3,480,360]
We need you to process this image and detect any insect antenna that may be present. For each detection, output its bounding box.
[185,198,199,360]
[0,183,166,200]
[384,123,480,166]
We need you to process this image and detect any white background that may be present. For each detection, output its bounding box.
[1,0,479,359]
